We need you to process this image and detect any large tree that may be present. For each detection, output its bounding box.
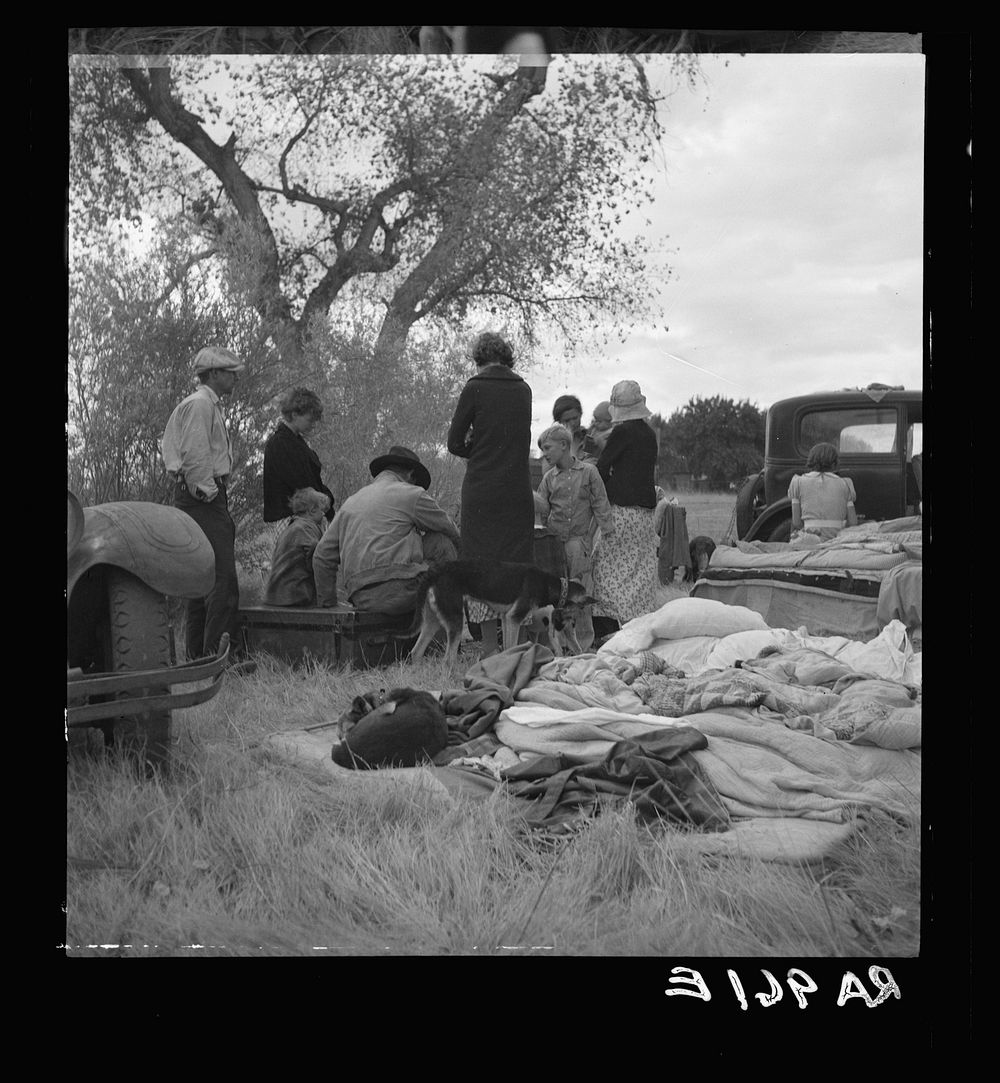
[68,231,474,567]
[69,52,671,369]
[657,396,765,490]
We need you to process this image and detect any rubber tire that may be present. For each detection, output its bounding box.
[105,569,172,771]
[767,518,791,543]
[735,473,765,539]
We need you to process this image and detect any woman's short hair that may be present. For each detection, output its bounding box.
[806,442,840,473]
[280,387,324,421]
[537,424,572,450]
[552,394,583,422]
[472,332,514,369]
[289,487,331,516]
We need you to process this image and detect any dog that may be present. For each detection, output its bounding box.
[533,604,585,656]
[686,535,717,582]
[333,687,447,769]
[408,559,595,665]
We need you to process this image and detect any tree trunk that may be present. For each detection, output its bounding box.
[122,66,306,365]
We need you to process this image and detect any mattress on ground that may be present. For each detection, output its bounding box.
[695,516,923,637]
[691,572,883,638]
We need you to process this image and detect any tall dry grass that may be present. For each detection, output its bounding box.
[66,650,919,957]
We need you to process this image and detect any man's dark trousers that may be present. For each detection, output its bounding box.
[174,481,240,660]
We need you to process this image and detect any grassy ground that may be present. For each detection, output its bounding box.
[66,637,920,957]
[660,490,739,546]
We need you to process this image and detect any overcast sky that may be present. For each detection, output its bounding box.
[527,52,925,441]
[82,49,926,445]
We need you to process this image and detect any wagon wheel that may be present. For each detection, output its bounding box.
[735,472,766,539]
[103,569,173,771]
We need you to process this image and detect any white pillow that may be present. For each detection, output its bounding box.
[705,628,797,670]
[647,636,718,675]
[648,597,769,640]
[596,605,670,653]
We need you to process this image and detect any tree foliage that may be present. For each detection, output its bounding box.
[654,395,765,490]
[67,229,312,522]
[69,53,671,368]
[68,228,473,566]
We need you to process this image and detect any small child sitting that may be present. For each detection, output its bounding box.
[264,487,331,606]
[535,424,615,651]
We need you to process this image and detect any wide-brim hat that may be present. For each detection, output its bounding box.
[369,445,431,490]
[194,346,245,374]
[610,379,651,422]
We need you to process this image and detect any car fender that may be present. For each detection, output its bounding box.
[67,497,215,602]
[744,497,793,542]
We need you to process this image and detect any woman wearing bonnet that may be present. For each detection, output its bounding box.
[590,379,659,638]
[447,331,534,653]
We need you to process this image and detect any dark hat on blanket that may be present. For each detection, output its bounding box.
[368,445,431,490]
[332,691,447,769]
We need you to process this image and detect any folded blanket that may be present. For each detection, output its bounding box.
[501,727,729,831]
[518,667,648,714]
[721,540,909,570]
[442,640,556,739]
[495,705,920,823]
[738,645,861,688]
[666,816,856,865]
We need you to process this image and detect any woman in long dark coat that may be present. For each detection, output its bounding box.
[447,331,533,651]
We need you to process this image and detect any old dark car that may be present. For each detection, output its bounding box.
[736,384,923,542]
[67,490,229,769]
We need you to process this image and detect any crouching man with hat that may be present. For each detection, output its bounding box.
[160,346,251,669]
[313,446,460,614]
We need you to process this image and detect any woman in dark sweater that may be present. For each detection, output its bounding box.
[262,388,335,525]
[447,331,533,652]
[591,379,659,634]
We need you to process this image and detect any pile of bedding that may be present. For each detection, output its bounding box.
[265,595,921,863]
[441,598,920,855]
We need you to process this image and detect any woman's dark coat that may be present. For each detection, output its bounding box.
[262,423,336,523]
[447,366,533,563]
[596,419,658,508]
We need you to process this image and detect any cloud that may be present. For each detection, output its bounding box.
[528,52,924,442]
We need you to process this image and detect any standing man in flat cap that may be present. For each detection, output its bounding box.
[161,346,252,670]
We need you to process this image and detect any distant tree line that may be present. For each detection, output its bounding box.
[651,395,765,491]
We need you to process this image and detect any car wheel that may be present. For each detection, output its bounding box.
[105,568,173,771]
[735,473,766,539]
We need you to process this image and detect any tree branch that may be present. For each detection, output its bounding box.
[254,181,349,219]
[148,246,218,314]
[376,66,547,362]
[121,64,302,362]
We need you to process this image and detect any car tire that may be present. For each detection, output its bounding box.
[736,473,765,539]
[105,568,172,770]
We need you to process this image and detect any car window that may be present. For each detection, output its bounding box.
[907,422,923,459]
[799,408,898,455]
